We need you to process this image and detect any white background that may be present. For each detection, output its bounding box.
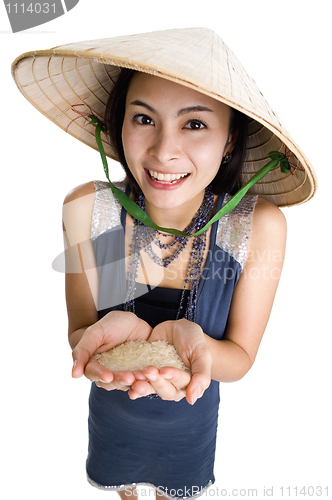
[1,1,331,499]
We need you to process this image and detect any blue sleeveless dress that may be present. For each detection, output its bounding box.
[86,181,257,499]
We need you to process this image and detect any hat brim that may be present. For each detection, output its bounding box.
[12,28,317,207]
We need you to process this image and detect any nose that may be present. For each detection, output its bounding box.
[148,126,181,164]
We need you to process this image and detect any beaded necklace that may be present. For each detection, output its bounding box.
[123,186,215,322]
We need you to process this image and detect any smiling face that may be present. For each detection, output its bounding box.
[121,73,235,226]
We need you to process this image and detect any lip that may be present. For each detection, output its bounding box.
[144,169,190,190]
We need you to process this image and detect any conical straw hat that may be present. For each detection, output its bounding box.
[12,27,317,207]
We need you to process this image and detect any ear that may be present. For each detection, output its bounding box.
[224,129,239,155]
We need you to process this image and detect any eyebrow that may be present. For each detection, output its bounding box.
[177,105,214,116]
[129,100,214,116]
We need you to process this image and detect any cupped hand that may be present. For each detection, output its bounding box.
[71,311,152,385]
[71,314,212,405]
[129,319,212,405]
[128,365,192,402]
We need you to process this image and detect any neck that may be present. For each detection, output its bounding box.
[144,191,206,232]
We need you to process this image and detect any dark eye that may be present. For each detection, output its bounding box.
[133,114,155,126]
[184,120,207,130]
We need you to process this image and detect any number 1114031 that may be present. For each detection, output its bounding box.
[6,3,56,14]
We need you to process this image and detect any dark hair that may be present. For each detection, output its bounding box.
[104,68,248,196]
[211,108,248,195]
[105,69,138,194]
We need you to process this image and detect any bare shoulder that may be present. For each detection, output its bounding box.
[251,197,287,251]
[63,180,96,204]
[253,197,287,234]
[62,181,96,242]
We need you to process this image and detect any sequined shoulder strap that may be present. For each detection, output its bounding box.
[216,194,258,270]
[91,180,126,240]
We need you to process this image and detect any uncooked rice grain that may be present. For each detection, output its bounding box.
[94,340,190,372]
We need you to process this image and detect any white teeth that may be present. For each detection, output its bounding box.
[149,170,188,182]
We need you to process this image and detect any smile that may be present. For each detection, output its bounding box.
[148,170,189,184]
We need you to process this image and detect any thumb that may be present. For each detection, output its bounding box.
[72,346,92,378]
[71,323,104,378]
[186,345,212,405]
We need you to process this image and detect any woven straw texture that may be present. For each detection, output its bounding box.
[12,28,317,206]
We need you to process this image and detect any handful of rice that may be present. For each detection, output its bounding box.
[94,340,190,372]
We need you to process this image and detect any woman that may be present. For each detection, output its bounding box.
[12,28,316,499]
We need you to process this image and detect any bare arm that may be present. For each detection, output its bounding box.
[63,182,153,388]
[204,197,287,382]
[63,181,99,349]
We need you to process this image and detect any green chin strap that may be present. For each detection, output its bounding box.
[90,115,290,237]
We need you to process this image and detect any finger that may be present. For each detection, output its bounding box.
[129,380,156,399]
[84,357,114,383]
[112,370,137,386]
[84,359,136,388]
[147,321,174,343]
[143,367,187,402]
[132,370,147,381]
[142,366,160,381]
[190,344,212,387]
[72,323,105,378]
[186,345,212,405]
[159,367,191,389]
[95,381,130,392]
